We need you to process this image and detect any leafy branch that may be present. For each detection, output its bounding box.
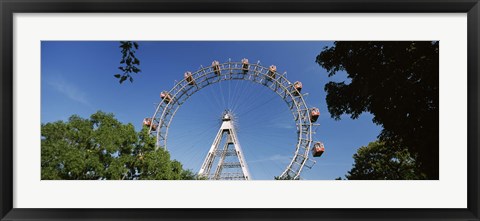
[115,41,141,84]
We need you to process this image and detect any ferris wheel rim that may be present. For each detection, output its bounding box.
[148,60,317,180]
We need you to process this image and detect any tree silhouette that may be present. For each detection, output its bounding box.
[316,41,439,179]
[274,174,295,180]
[115,41,141,84]
[345,141,426,180]
[41,111,196,180]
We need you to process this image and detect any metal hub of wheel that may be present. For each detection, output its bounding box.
[147,59,320,179]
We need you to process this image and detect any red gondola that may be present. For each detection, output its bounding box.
[242,58,249,73]
[160,91,172,104]
[143,118,151,126]
[312,142,325,157]
[310,107,320,122]
[268,65,277,79]
[212,60,221,75]
[293,81,302,96]
[184,71,195,85]
[143,118,157,131]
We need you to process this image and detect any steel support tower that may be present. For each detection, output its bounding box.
[198,111,250,180]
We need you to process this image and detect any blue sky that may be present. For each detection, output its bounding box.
[41,41,382,180]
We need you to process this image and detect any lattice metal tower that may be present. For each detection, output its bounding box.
[198,110,251,180]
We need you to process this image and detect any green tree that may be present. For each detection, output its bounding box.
[316,41,439,179]
[345,141,426,180]
[114,41,141,84]
[274,174,295,180]
[41,111,196,180]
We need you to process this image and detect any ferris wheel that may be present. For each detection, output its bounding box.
[143,59,325,180]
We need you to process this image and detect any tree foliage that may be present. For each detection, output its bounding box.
[274,174,296,180]
[41,111,196,180]
[345,141,426,180]
[115,41,141,84]
[316,41,439,179]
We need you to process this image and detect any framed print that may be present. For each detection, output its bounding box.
[1,0,479,220]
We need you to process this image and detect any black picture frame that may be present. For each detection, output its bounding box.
[1,0,479,220]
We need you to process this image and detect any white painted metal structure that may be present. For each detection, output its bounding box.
[198,111,250,180]
[148,59,319,179]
